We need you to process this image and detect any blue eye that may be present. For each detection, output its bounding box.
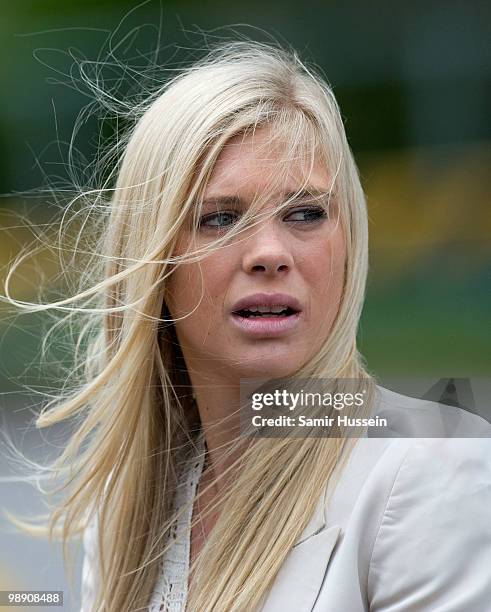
[284,206,327,223]
[198,211,240,229]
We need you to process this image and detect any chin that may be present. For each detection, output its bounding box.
[234,352,303,380]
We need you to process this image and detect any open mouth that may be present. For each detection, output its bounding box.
[233,307,298,318]
[230,304,301,336]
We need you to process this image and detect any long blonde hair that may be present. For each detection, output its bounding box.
[3,38,375,611]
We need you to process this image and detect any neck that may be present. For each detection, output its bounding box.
[186,366,248,499]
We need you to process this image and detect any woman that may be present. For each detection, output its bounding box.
[8,40,490,611]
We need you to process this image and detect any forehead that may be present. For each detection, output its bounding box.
[203,125,330,199]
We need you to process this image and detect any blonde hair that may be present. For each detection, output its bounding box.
[3,37,376,611]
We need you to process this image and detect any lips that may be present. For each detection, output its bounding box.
[229,293,302,337]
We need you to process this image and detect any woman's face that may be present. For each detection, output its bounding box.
[166,125,347,380]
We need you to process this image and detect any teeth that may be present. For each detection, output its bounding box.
[248,305,288,313]
[238,304,292,317]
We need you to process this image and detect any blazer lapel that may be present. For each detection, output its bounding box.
[258,493,341,612]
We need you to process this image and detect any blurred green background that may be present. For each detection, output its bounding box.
[0,0,490,398]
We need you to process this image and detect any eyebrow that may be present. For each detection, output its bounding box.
[201,188,333,208]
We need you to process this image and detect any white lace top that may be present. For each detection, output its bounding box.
[148,436,206,611]
[80,435,206,612]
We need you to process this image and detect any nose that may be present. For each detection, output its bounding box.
[241,219,294,276]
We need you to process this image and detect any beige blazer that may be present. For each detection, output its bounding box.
[81,386,491,611]
[259,386,491,611]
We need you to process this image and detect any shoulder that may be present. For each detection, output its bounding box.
[366,437,491,610]
[327,433,491,539]
[371,436,491,521]
[318,436,491,610]
[372,384,491,437]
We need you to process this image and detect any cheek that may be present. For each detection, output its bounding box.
[166,265,205,324]
[197,256,231,315]
[309,230,346,308]
[167,256,229,320]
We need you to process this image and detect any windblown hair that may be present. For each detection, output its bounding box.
[4,37,376,611]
